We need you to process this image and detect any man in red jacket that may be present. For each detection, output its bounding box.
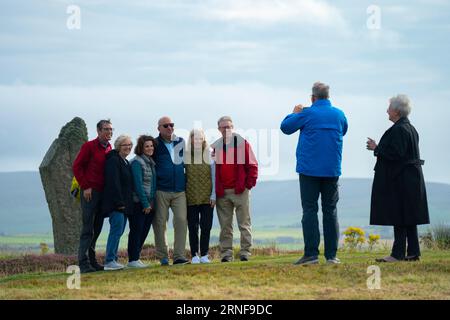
[73,120,113,273]
[212,116,258,262]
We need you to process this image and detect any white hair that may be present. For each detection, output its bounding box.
[389,94,411,118]
[114,134,132,150]
[217,116,233,127]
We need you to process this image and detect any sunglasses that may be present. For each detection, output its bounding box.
[161,123,175,129]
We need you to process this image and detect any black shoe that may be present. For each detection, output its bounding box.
[221,257,232,263]
[173,258,190,265]
[375,255,401,263]
[80,265,96,274]
[90,261,104,271]
[405,255,420,261]
[293,256,319,265]
[240,256,249,262]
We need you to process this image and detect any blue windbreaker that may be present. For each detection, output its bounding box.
[280,99,348,177]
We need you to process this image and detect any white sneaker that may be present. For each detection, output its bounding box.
[104,261,125,271]
[127,260,148,268]
[191,255,201,264]
[137,260,149,268]
[326,257,341,265]
[200,255,211,264]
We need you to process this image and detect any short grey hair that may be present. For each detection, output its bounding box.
[312,82,330,99]
[389,94,411,118]
[217,116,233,127]
[114,134,132,150]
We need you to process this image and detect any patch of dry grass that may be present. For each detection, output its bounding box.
[1,250,449,300]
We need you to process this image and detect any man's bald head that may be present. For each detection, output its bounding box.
[158,116,172,126]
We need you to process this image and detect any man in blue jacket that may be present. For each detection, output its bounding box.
[280,82,348,265]
[153,116,189,265]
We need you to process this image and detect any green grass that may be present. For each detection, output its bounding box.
[0,230,393,255]
[0,228,304,254]
[1,250,449,300]
[0,234,54,245]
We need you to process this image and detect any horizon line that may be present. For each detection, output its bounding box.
[1,170,449,186]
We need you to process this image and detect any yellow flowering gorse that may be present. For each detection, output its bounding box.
[368,234,381,251]
[343,227,366,251]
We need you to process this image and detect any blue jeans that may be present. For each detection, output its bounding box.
[105,211,127,264]
[299,174,340,260]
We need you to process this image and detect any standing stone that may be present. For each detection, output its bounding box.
[39,117,88,255]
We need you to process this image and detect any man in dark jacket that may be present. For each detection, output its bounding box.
[73,119,113,273]
[367,94,429,262]
[152,116,189,265]
[212,116,258,262]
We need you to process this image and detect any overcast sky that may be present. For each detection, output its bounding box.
[1,0,449,183]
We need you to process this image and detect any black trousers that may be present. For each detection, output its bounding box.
[391,225,420,259]
[187,204,214,257]
[127,202,154,262]
[78,189,105,267]
[299,174,340,259]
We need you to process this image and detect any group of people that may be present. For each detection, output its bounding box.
[73,81,430,273]
[73,116,258,273]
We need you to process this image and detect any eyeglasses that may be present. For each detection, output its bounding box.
[219,126,232,130]
[120,144,133,147]
[102,128,114,132]
[161,123,175,129]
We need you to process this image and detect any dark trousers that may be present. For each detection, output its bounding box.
[127,202,154,262]
[299,174,340,259]
[391,225,420,259]
[187,204,214,257]
[78,189,105,267]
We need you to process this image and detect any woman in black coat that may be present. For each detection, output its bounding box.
[102,134,134,271]
[367,94,429,262]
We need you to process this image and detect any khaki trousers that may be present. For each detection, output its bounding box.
[153,191,187,261]
[216,188,252,259]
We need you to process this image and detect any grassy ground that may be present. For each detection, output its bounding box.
[1,249,449,300]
